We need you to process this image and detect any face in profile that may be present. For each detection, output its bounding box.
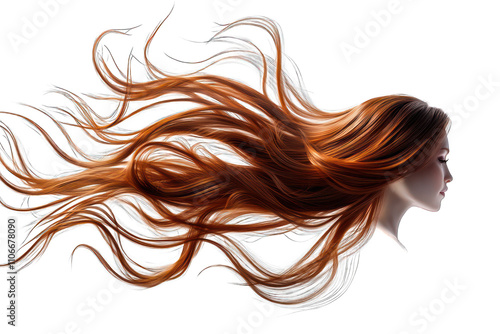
[386,135,453,212]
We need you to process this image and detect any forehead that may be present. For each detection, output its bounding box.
[439,135,449,150]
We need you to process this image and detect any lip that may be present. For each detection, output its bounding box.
[440,192,445,197]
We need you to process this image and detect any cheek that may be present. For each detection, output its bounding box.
[404,163,443,199]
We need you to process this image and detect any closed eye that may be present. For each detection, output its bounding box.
[439,159,449,163]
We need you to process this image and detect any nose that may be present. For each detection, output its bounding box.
[444,165,453,183]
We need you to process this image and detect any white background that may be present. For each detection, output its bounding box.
[0,0,499,333]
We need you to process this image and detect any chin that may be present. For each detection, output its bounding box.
[430,203,441,212]
[418,202,441,212]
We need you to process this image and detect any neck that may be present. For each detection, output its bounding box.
[376,188,411,250]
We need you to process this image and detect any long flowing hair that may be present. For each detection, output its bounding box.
[0,9,450,308]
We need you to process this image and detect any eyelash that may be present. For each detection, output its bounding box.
[439,159,449,163]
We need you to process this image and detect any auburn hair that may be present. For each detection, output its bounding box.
[0,9,450,308]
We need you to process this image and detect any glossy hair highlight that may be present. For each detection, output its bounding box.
[0,10,450,308]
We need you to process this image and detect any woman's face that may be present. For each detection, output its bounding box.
[388,135,453,212]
